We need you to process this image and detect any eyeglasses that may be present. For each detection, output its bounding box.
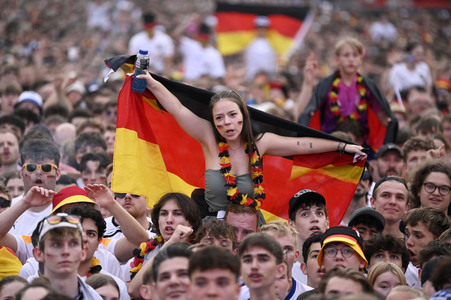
[324,246,355,258]
[114,193,141,199]
[45,214,81,225]
[423,182,451,196]
[0,197,11,208]
[22,163,58,174]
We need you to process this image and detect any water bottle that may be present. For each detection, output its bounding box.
[132,49,150,93]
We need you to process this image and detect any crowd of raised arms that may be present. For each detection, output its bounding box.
[0,0,450,299]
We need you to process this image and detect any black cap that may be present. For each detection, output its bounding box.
[348,207,386,230]
[288,189,326,219]
[376,143,403,159]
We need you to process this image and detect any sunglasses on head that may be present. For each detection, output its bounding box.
[0,197,11,208]
[45,214,81,225]
[22,163,58,174]
[114,193,140,199]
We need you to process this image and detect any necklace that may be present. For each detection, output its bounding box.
[218,137,265,207]
[229,142,242,151]
[329,72,368,123]
[129,235,164,280]
[87,257,102,278]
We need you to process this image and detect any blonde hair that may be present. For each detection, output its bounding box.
[260,220,299,248]
[386,285,427,300]
[334,37,363,56]
[367,262,407,287]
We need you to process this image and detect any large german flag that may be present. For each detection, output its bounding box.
[105,55,365,226]
[215,2,312,59]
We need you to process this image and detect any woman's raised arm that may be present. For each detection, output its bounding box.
[257,132,367,159]
[137,72,214,146]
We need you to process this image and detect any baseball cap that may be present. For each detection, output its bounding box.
[254,16,270,27]
[51,185,96,214]
[37,213,84,243]
[318,226,368,267]
[376,143,402,159]
[288,189,326,219]
[348,207,386,230]
[14,91,43,115]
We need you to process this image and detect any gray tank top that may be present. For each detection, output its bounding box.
[204,169,254,212]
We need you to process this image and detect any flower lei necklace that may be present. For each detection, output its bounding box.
[329,72,368,123]
[218,137,265,207]
[129,235,196,280]
[129,235,164,280]
[87,257,102,278]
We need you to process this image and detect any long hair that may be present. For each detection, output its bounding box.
[209,90,260,171]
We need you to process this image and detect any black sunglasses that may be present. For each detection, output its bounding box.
[114,193,141,199]
[0,197,11,208]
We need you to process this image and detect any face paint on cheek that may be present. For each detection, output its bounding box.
[238,121,243,126]
[216,125,224,129]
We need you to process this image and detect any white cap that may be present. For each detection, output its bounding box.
[254,16,270,27]
[38,213,84,242]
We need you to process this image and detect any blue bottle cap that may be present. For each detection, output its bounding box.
[138,49,149,55]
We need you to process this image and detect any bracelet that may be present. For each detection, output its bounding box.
[337,142,342,152]
[343,143,347,153]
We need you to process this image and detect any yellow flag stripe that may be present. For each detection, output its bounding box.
[290,164,363,185]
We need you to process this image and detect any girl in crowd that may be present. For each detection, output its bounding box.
[137,72,366,216]
[409,159,451,216]
[367,262,406,297]
[127,192,201,298]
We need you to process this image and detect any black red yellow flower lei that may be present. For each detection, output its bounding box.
[87,257,102,278]
[218,138,265,208]
[129,235,164,280]
[329,72,368,123]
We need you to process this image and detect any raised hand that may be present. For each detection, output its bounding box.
[84,184,115,209]
[23,186,54,208]
[166,224,193,245]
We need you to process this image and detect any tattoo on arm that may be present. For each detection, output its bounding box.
[297,141,300,146]
[310,142,312,149]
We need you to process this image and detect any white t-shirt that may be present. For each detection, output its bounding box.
[179,36,226,81]
[245,37,277,80]
[128,30,175,74]
[405,262,421,288]
[292,261,308,285]
[389,61,432,91]
[10,195,52,236]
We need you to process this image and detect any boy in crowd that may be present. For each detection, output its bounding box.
[363,234,409,272]
[33,213,102,299]
[139,243,192,300]
[189,246,241,300]
[287,189,328,284]
[317,226,368,273]
[238,233,286,300]
[370,176,410,239]
[260,221,312,299]
[403,206,451,287]
[348,207,385,241]
[195,220,236,252]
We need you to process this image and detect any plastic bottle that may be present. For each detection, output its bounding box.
[132,49,150,93]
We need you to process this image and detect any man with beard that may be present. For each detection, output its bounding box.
[10,138,61,236]
[371,143,405,184]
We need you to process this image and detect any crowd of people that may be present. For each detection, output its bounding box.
[0,0,450,299]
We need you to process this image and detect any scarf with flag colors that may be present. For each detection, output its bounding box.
[105,55,365,226]
[215,2,313,59]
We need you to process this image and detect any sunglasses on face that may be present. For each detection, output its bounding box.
[45,214,81,225]
[0,197,11,208]
[22,163,58,174]
[114,193,140,199]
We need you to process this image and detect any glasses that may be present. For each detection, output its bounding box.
[423,182,451,196]
[324,246,355,258]
[114,193,141,199]
[45,214,81,225]
[0,197,10,208]
[22,163,58,174]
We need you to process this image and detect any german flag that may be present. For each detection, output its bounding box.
[105,55,365,226]
[215,2,312,59]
